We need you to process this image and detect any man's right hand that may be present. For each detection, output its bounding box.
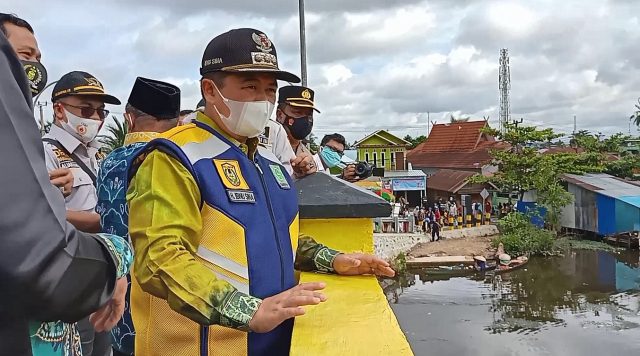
[49,168,73,197]
[340,164,360,182]
[248,282,327,333]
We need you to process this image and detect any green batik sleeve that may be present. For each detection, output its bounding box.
[95,233,133,278]
[217,290,262,330]
[295,235,341,273]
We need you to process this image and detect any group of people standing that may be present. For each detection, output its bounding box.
[2,12,393,356]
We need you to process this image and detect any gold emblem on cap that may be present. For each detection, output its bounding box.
[301,89,311,100]
[85,77,104,89]
[252,32,273,53]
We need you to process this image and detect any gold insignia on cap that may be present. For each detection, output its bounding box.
[252,32,273,53]
[85,77,104,89]
[301,89,311,100]
[251,52,277,67]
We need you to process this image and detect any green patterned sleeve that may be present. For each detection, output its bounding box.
[295,235,341,273]
[95,233,133,278]
[217,290,262,330]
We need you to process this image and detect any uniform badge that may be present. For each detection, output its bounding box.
[252,32,273,53]
[227,190,256,203]
[269,164,290,189]
[302,89,311,100]
[52,148,78,169]
[214,159,250,190]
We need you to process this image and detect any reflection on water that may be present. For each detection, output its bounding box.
[388,249,640,356]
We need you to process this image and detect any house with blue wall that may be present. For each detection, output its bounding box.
[560,173,640,235]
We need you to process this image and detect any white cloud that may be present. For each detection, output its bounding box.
[5,0,640,144]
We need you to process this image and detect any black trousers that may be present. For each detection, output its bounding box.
[431,227,440,241]
[77,317,112,356]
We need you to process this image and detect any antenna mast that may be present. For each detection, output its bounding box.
[499,49,511,134]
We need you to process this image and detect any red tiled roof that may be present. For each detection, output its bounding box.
[409,150,495,169]
[427,169,476,193]
[410,120,491,154]
[407,120,504,170]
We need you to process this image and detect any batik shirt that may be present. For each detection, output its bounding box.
[95,132,159,355]
[127,113,341,329]
[29,233,133,356]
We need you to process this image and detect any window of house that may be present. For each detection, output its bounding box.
[365,152,369,163]
[381,151,386,167]
[373,152,377,166]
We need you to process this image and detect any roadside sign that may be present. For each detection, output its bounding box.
[480,188,489,200]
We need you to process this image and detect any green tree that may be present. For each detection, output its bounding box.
[98,116,128,154]
[403,134,427,149]
[40,119,53,136]
[604,154,640,180]
[571,130,629,153]
[630,97,640,126]
[472,121,603,230]
[307,133,319,153]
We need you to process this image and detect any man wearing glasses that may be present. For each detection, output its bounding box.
[317,133,362,182]
[42,71,121,356]
[43,71,119,234]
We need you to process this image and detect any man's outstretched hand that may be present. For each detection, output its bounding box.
[249,282,327,333]
[333,253,396,277]
[89,277,127,332]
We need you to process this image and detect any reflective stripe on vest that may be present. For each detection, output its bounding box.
[196,246,250,294]
[181,136,230,165]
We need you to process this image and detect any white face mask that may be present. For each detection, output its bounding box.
[211,83,275,138]
[60,108,102,144]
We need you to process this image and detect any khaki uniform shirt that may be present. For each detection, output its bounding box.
[42,124,103,212]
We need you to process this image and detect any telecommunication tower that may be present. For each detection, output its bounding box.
[498,49,511,134]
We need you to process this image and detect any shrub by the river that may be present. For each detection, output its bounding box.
[492,212,557,256]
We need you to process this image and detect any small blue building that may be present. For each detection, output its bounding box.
[560,173,640,235]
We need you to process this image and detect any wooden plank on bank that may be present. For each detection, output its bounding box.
[407,255,475,267]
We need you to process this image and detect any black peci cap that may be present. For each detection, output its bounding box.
[128,77,181,120]
[52,71,121,104]
[278,85,320,113]
[200,28,300,83]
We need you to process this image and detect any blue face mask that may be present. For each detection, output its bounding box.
[320,146,342,168]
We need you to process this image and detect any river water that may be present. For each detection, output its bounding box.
[388,249,640,356]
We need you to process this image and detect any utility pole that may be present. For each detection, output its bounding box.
[36,101,47,136]
[298,0,308,86]
[573,115,577,135]
[511,118,524,128]
[498,49,511,134]
[426,112,430,136]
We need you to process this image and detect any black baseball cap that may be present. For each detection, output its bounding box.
[278,85,320,113]
[200,28,300,83]
[52,71,121,104]
[128,77,180,120]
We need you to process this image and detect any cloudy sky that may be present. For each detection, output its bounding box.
[7,0,640,143]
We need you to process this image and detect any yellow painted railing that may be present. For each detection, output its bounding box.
[290,218,413,356]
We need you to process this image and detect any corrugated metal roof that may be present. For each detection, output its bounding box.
[384,170,426,178]
[619,196,640,209]
[562,173,640,202]
[426,169,476,193]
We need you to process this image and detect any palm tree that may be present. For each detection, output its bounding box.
[630,98,640,126]
[99,115,128,154]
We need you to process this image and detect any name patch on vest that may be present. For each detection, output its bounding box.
[269,164,290,189]
[227,190,256,203]
[213,159,250,190]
